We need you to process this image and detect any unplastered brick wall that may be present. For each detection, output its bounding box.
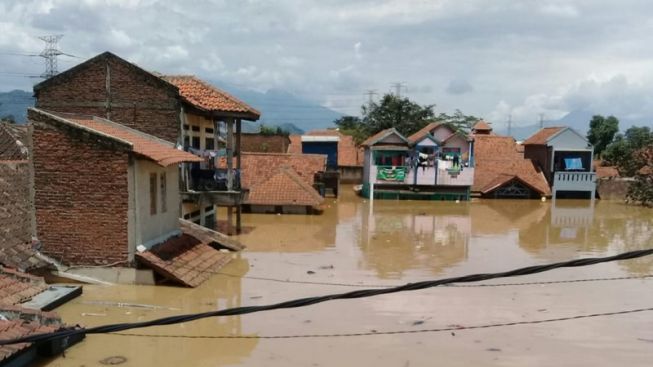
[0,161,32,249]
[35,53,180,143]
[31,112,130,265]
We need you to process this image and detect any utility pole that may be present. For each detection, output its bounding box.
[390,82,406,98]
[364,89,377,105]
[39,34,64,79]
[538,113,545,129]
[507,114,512,137]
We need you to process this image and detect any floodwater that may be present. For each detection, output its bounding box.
[43,188,653,366]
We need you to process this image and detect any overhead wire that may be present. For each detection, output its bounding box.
[1,248,652,346]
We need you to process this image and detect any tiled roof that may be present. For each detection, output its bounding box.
[0,306,64,364]
[0,122,28,161]
[163,75,260,119]
[472,120,492,132]
[0,267,48,306]
[593,160,619,178]
[247,166,324,207]
[473,135,551,196]
[179,219,245,251]
[136,233,233,287]
[407,122,443,143]
[361,128,408,147]
[0,243,54,273]
[288,130,363,167]
[218,152,326,207]
[522,127,565,145]
[34,109,203,166]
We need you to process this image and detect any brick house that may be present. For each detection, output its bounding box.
[33,52,180,143]
[240,132,291,153]
[29,108,203,266]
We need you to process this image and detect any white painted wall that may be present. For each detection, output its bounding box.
[134,159,181,248]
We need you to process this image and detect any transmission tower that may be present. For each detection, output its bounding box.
[390,82,406,97]
[364,89,377,104]
[39,35,64,79]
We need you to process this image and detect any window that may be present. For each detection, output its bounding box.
[160,172,167,213]
[192,136,200,149]
[205,205,213,212]
[205,127,214,134]
[183,124,189,130]
[183,136,190,148]
[149,173,157,215]
[191,125,200,132]
[205,137,215,150]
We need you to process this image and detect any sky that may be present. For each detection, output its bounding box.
[2,0,653,128]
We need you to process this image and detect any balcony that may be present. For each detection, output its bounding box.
[369,161,474,187]
[181,168,247,206]
[553,171,596,192]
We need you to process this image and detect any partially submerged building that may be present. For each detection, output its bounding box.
[222,152,326,214]
[523,127,596,199]
[162,75,260,231]
[289,129,363,183]
[28,109,239,286]
[360,124,475,200]
[471,121,551,199]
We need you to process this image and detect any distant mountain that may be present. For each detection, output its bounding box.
[210,81,343,132]
[0,90,34,123]
[241,121,304,134]
[495,109,653,141]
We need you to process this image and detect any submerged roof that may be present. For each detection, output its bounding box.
[473,135,551,196]
[163,75,260,120]
[30,109,202,167]
[247,166,324,207]
[522,127,565,145]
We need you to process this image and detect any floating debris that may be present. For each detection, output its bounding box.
[100,356,128,365]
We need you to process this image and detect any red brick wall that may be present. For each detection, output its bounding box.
[31,111,130,265]
[35,54,180,143]
[240,134,290,153]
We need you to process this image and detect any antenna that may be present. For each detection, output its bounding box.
[364,89,377,104]
[39,35,64,79]
[507,114,512,137]
[390,82,406,98]
[538,113,545,129]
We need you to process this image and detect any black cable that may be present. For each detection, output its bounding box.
[2,248,652,346]
[111,306,653,339]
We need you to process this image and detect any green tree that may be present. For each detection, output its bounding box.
[587,115,619,157]
[258,124,288,136]
[603,126,653,176]
[1,114,16,124]
[435,109,479,133]
[627,146,653,207]
[361,94,436,137]
[334,116,368,144]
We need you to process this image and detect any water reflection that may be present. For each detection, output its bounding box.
[359,200,470,278]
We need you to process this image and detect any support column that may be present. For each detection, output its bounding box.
[226,118,234,191]
[236,119,242,234]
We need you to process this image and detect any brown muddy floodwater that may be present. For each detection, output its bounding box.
[43,187,653,366]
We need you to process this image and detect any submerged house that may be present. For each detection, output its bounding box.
[523,127,596,199]
[32,51,257,233]
[288,129,364,183]
[471,121,551,199]
[360,124,474,200]
[162,75,261,232]
[28,109,239,286]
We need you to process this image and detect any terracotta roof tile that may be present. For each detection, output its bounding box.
[247,166,324,206]
[0,243,54,273]
[473,135,551,196]
[472,120,492,132]
[0,267,48,307]
[34,109,203,166]
[0,305,67,364]
[136,233,233,287]
[522,127,565,145]
[163,76,260,119]
[218,152,326,207]
[0,123,28,161]
[407,122,443,143]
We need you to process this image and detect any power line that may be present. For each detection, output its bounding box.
[111,306,653,339]
[390,82,406,97]
[1,248,652,346]
[38,35,64,79]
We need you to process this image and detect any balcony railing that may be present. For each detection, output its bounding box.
[188,168,241,192]
[370,162,474,186]
[553,171,596,192]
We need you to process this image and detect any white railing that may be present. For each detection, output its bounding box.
[370,162,474,186]
[553,171,596,192]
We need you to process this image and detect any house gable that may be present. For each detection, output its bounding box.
[431,124,456,142]
[547,128,592,150]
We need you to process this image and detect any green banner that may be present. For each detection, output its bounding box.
[377,167,406,182]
